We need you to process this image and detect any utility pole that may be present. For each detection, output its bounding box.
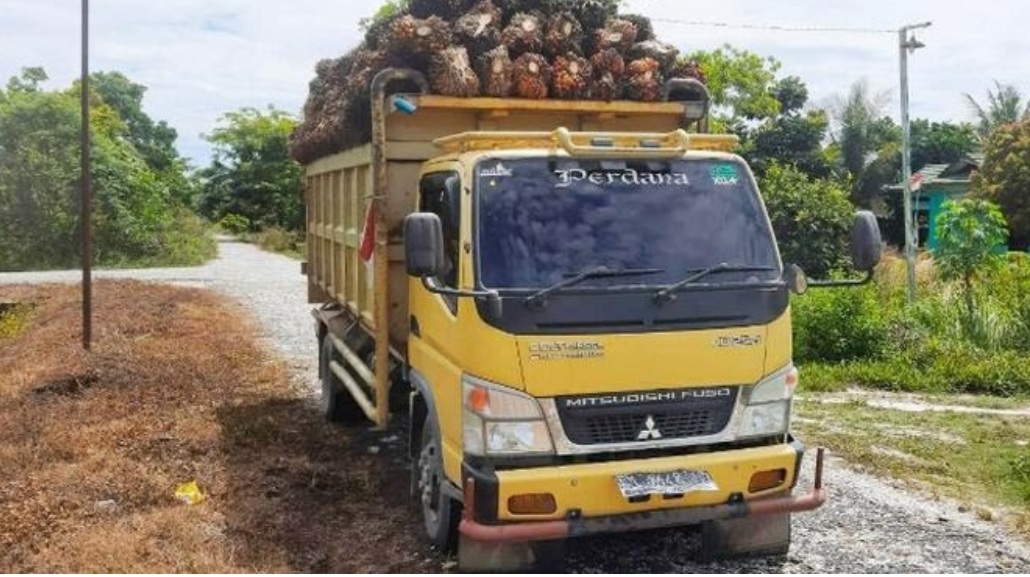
[899,21,932,304]
[81,0,92,350]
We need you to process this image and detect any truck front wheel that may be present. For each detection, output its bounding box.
[417,416,460,551]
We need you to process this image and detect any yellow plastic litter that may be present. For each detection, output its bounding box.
[174,480,206,505]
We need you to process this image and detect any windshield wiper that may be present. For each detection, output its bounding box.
[653,262,777,304]
[525,266,665,308]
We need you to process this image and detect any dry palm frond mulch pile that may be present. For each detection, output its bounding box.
[0,281,439,572]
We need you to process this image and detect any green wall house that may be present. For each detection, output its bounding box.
[886,155,982,252]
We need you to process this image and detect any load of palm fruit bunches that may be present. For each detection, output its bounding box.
[289,0,708,163]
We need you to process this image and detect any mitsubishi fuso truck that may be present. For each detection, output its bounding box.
[303,68,882,571]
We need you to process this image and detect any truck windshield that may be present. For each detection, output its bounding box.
[475,157,780,289]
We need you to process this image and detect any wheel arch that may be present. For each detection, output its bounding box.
[407,367,438,460]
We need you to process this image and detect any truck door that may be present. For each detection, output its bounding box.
[408,169,465,481]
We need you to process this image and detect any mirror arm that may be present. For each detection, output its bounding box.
[421,276,497,298]
[807,269,875,288]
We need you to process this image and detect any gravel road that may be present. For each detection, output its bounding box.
[4,237,1029,573]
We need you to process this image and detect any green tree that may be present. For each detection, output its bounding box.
[934,198,1008,328]
[4,66,47,94]
[964,81,1030,142]
[909,119,978,170]
[742,77,833,179]
[973,116,1030,250]
[686,45,782,130]
[0,67,208,271]
[828,79,900,207]
[84,71,194,205]
[758,163,855,277]
[197,106,304,231]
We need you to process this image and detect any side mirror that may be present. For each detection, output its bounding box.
[784,264,808,295]
[476,291,504,322]
[404,213,445,278]
[851,211,883,272]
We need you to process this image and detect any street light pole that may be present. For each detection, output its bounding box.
[899,21,932,304]
[81,0,92,350]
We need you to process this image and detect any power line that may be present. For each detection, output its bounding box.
[651,17,896,35]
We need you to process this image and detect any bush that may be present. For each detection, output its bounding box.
[798,251,1030,397]
[802,348,1030,397]
[0,304,32,340]
[758,163,854,278]
[1010,449,1030,503]
[990,252,1030,351]
[253,227,306,259]
[158,210,218,266]
[793,283,889,363]
[217,213,251,236]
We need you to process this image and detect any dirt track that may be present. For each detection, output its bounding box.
[3,238,1029,573]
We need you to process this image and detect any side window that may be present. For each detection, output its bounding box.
[418,171,461,290]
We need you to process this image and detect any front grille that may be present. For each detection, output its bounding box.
[556,387,738,445]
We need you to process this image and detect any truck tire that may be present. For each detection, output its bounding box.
[320,334,366,424]
[416,416,460,551]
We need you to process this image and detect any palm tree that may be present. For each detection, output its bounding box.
[829,79,898,207]
[963,81,1030,141]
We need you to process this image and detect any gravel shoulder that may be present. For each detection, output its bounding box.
[5,238,1029,573]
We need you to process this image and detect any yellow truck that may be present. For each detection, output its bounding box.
[304,68,882,570]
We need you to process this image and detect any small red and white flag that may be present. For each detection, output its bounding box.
[909,172,923,192]
[358,201,376,269]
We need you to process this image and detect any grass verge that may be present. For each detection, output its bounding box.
[794,393,1030,536]
[0,281,438,572]
[251,227,306,260]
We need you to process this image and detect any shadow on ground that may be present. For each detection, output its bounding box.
[216,398,446,573]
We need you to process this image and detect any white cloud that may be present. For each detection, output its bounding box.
[2,0,1027,165]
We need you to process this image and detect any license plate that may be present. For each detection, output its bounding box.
[615,469,719,499]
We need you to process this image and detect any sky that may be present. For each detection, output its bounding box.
[3,0,1028,166]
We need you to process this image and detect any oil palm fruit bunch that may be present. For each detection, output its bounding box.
[389,14,451,53]
[496,0,573,19]
[386,15,452,57]
[594,19,639,54]
[619,13,654,41]
[551,52,592,99]
[589,48,624,101]
[341,49,390,146]
[627,40,679,76]
[477,45,514,97]
[669,58,707,84]
[429,46,482,97]
[346,49,391,90]
[626,57,662,101]
[363,10,408,51]
[512,52,551,99]
[454,0,504,60]
[543,11,584,57]
[409,0,473,19]
[502,13,545,57]
[575,0,618,30]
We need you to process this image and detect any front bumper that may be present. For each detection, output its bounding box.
[459,444,825,543]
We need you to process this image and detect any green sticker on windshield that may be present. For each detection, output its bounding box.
[710,164,740,186]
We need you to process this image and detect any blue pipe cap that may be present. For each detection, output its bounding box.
[392,95,418,115]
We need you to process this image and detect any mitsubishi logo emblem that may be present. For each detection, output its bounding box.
[637,416,662,440]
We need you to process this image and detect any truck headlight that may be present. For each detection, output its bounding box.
[462,375,554,457]
[739,364,798,438]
